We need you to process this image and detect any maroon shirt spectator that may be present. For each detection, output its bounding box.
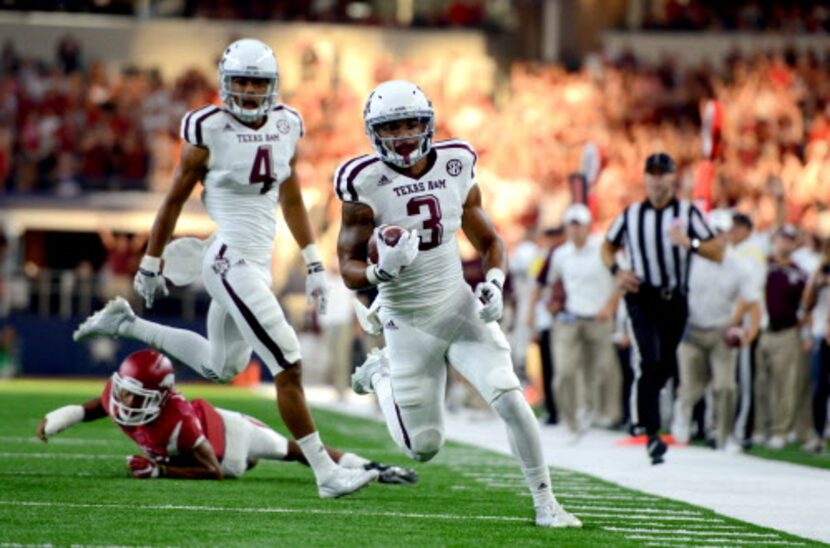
[766,226,807,331]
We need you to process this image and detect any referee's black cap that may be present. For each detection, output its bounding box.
[644,152,676,174]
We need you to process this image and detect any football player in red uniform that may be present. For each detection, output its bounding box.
[37,349,417,485]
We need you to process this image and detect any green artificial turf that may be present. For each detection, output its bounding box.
[0,380,821,547]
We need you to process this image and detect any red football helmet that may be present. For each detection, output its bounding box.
[110,349,175,426]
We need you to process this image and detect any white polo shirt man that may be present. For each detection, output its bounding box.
[674,210,761,450]
[547,204,621,435]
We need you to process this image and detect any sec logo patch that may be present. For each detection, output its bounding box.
[446,159,463,176]
[276,119,290,134]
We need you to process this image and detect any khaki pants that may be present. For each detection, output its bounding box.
[552,317,621,432]
[756,327,801,439]
[676,326,737,448]
[324,323,355,397]
[792,345,814,443]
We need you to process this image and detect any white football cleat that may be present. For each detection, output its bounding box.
[535,503,583,528]
[351,347,388,395]
[73,297,135,342]
[317,465,379,499]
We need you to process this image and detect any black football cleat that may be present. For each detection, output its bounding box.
[365,461,419,485]
[647,436,667,465]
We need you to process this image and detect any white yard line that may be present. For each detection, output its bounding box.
[0,500,528,523]
[317,398,830,544]
[602,527,782,538]
[0,452,121,460]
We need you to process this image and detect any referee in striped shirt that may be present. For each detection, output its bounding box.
[601,152,724,464]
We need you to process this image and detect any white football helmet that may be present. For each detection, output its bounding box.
[218,39,279,123]
[363,80,435,168]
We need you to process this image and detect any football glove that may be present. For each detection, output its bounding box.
[376,228,420,280]
[305,262,329,315]
[133,255,168,309]
[475,268,505,323]
[127,455,162,479]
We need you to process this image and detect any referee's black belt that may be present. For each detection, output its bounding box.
[639,285,684,301]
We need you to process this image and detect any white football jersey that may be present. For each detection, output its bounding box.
[180,103,304,264]
[335,139,478,311]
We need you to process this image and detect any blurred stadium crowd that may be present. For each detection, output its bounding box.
[2,3,830,455]
[4,36,830,233]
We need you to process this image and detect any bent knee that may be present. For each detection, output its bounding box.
[221,458,246,479]
[410,428,444,462]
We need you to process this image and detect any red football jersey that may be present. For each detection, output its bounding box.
[102,380,225,463]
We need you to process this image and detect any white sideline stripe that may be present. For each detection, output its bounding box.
[623,535,803,545]
[0,501,529,523]
[0,436,114,446]
[0,452,120,460]
[568,505,701,516]
[556,493,659,501]
[603,527,781,538]
[575,512,722,522]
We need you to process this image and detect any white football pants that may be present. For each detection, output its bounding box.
[218,408,289,478]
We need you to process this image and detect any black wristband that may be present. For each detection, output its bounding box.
[307,261,324,275]
[609,263,620,276]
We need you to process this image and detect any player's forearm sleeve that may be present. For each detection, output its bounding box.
[44,405,85,435]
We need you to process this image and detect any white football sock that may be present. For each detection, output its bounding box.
[297,431,337,479]
[338,452,370,468]
[118,318,217,380]
[492,389,556,509]
[372,370,414,458]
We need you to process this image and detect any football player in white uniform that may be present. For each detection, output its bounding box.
[335,80,582,528]
[73,39,378,498]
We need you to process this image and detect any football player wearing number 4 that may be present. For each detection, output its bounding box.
[72,39,378,498]
[336,80,581,528]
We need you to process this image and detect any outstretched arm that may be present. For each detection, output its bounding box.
[461,185,507,322]
[279,157,315,250]
[135,143,207,307]
[37,397,107,442]
[460,185,507,274]
[129,439,223,480]
[280,157,329,313]
[145,144,208,258]
[337,202,376,290]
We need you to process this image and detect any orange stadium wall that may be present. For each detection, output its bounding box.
[5,11,496,98]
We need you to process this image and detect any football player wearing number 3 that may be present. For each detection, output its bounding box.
[335,80,581,528]
[72,39,378,498]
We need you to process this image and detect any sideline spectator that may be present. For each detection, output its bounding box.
[755,225,807,449]
[672,210,761,451]
[546,204,620,439]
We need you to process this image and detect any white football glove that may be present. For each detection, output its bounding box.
[475,268,506,323]
[306,262,329,315]
[134,255,168,309]
[375,228,420,280]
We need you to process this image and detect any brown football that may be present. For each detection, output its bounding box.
[368,224,406,264]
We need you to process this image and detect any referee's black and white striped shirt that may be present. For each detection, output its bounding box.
[606,198,714,292]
